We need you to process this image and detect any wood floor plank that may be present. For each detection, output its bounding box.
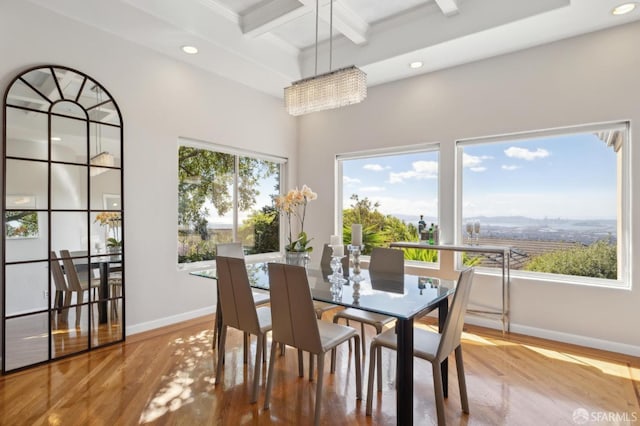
[1,315,638,425]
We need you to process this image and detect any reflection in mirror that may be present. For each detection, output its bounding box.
[51,113,87,163]
[90,123,121,167]
[4,211,48,263]
[51,212,87,255]
[4,65,124,372]
[5,79,50,111]
[51,163,88,210]
[5,107,48,160]
[91,301,123,347]
[52,67,85,101]
[5,262,48,316]
[91,169,121,210]
[5,159,48,209]
[4,313,49,371]
[22,68,61,103]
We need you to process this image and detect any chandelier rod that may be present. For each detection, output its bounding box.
[314,0,319,76]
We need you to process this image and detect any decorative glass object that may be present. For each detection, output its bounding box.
[285,251,308,267]
[329,255,346,301]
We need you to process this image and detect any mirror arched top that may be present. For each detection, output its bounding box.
[3,65,124,373]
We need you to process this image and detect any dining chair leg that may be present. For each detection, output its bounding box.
[243,332,249,364]
[376,346,382,392]
[215,325,228,385]
[330,347,336,373]
[354,335,362,400]
[298,349,304,377]
[432,360,446,426]
[212,309,220,349]
[455,345,469,414]
[251,333,263,404]
[360,323,366,356]
[309,353,315,382]
[314,354,325,426]
[366,340,377,415]
[346,319,352,352]
[262,333,268,363]
[263,340,278,410]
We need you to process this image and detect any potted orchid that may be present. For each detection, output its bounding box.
[95,212,122,250]
[275,185,317,263]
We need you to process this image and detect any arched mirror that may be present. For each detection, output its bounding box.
[2,65,124,372]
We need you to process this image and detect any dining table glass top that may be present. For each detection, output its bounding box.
[191,261,455,320]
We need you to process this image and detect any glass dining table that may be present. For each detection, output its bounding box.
[191,261,456,425]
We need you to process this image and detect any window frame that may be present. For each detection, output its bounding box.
[177,137,287,269]
[336,142,441,258]
[455,121,631,289]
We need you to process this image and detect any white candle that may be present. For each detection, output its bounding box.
[332,245,344,257]
[351,224,362,246]
[330,234,341,246]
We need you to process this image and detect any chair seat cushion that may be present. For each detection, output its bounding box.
[256,306,273,333]
[253,291,270,306]
[373,327,441,362]
[317,320,357,352]
[334,308,395,328]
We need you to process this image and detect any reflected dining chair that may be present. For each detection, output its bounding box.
[50,251,70,321]
[264,263,362,426]
[213,242,270,361]
[366,268,475,425]
[59,250,100,325]
[333,247,399,379]
[215,256,272,403]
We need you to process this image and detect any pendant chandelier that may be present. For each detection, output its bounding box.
[284,0,367,116]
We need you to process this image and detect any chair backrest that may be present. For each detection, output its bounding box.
[216,242,244,259]
[369,247,404,275]
[59,250,85,292]
[436,267,475,361]
[267,263,322,353]
[215,256,261,335]
[320,243,349,274]
[50,251,68,291]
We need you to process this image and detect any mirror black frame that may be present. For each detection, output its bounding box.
[2,65,124,373]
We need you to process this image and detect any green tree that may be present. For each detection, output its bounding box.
[241,206,280,254]
[524,240,617,279]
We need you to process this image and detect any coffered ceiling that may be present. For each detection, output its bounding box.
[27,0,640,97]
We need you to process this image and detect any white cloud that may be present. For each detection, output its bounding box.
[504,147,550,160]
[343,175,361,185]
[360,186,386,192]
[388,160,438,183]
[363,164,387,172]
[501,165,520,171]
[463,153,492,169]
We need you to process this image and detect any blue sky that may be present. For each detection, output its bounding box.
[342,133,617,220]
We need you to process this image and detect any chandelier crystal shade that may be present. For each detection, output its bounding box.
[285,66,367,116]
[90,151,115,176]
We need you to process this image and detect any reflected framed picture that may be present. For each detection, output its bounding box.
[5,195,39,239]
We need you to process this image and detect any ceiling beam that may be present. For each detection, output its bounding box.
[241,0,307,38]
[434,0,460,17]
[298,0,368,45]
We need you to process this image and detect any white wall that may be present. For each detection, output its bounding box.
[298,22,640,355]
[0,1,297,337]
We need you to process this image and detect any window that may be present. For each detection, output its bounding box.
[177,141,284,265]
[458,122,629,286]
[337,146,439,257]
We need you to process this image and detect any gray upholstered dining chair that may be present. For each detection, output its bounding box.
[333,247,399,378]
[59,250,100,325]
[215,255,272,403]
[213,242,270,360]
[264,262,362,426]
[366,267,475,426]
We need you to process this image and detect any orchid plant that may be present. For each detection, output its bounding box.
[275,185,317,253]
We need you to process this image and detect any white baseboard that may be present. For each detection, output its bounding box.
[125,306,215,336]
[464,316,640,357]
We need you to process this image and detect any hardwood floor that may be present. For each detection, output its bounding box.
[0,314,638,425]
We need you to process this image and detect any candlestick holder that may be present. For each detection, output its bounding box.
[348,244,363,275]
[329,255,346,300]
[352,281,361,306]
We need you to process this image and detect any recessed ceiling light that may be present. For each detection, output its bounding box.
[51,137,62,141]
[181,45,199,54]
[612,2,636,15]
[409,61,423,69]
